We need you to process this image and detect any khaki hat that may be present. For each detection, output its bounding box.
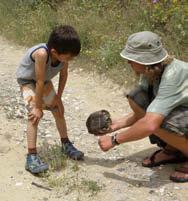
[120,31,168,65]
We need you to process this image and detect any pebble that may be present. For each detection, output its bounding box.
[45,134,52,138]
[159,187,165,195]
[174,186,180,190]
[15,182,23,187]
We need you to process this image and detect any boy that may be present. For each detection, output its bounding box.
[16,25,84,174]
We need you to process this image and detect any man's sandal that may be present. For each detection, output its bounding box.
[142,149,187,168]
[170,165,188,182]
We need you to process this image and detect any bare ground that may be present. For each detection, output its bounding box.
[0,37,188,201]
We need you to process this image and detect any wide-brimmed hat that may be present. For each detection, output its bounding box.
[120,31,168,65]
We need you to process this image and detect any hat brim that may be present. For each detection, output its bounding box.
[120,48,168,65]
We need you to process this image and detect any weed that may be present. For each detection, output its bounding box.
[47,174,65,188]
[81,179,102,196]
[0,0,187,86]
[38,142,101,197]
[71,161,79,172]
[39,142,67,171]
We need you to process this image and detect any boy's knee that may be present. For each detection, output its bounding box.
[27,118,40,126]
[52,106,64,118]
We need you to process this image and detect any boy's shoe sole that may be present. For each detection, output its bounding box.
[25,163,49,174]
[62,149,84,160]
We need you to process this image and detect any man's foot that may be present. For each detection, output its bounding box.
[25,154,49,174]
[62,140,84,160]
[170,163,188,182]
[142,149,187,168]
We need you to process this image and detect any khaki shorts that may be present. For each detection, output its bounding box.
[21,81,57,112]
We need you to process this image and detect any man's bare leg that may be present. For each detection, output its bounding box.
[155,129,188,182]
[128,98,184,165]
[155,129,188,156]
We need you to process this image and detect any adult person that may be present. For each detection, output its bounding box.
[98,31,188,182]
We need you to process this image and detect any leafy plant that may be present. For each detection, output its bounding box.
[40,142,67,171]
[81,179,102,196]
[0,0,187,86]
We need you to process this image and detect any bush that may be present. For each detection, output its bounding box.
[0,0,187,85]
[0,0,57,45]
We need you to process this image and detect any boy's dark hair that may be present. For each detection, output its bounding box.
[47,25,81,56]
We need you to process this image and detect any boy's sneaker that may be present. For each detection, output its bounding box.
[25,154,49,174]
[62,140,84,160]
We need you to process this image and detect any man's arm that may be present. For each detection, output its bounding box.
[116,112,164,143]
[99,112,165,151]
[111,112,138,132]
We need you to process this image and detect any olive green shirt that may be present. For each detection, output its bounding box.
[139,59,188,116]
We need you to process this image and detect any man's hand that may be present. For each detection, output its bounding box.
[28,108,43,125]
[98,135,115,152]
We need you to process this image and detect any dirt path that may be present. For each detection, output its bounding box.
[0,37,188,201]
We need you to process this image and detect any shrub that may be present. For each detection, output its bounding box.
[0,0,187,85]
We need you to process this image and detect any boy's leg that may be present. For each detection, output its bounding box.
[21,84,48,174]
[21,84,38,154]
[27,119,38,154]
[43,82,84,160]
[50,99,68,139]
[51,107,84,160]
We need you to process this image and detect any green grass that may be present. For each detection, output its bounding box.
[0,0,187,86]
[39,142,67,171]
[81,179,102,196]
[39,142,102,197]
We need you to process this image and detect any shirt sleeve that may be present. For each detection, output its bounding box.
[147,66,181,116]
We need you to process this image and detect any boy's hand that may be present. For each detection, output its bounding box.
[28,108,43,125]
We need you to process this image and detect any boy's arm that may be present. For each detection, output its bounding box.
[57,62,68,97]
[33,49,48,109]
[28,48,47,124]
